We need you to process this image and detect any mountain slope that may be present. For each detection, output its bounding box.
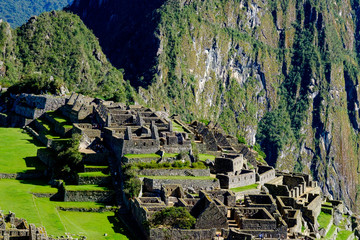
[69,0,360,211]
[0,11,135,102]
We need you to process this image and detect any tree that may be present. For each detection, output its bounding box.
[122,164,141,199]
[54,133,82,181]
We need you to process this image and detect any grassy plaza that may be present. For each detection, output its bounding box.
[0,128,131,239]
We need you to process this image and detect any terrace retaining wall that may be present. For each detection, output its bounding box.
[138,169,210,177]
[0,172,45,180]
[64,190,115,203]
[149,228,216,240]
[143,178,220,192]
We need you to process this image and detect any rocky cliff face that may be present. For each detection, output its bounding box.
[13,0,352,212]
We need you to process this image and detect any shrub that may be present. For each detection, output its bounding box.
[237,135,247,144]
[191,161,206,169]
[150,207,195,229]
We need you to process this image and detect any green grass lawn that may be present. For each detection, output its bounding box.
[36,119,62,139]
[140,175,216,180]
[0,179,130,240]
[163,153,179,158]
[325,225,337,239]
[0,128,45,173]
[317,210,332,229]
[230,184,259,192]
[123,153,160,159]
[336,230,353,240]
[78,172,109,177]
[46,111,73,129]
[198,154,216,161]
[85,165,108,169]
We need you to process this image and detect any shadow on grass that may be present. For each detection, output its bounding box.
[24,156,46,170]
[23,135,44,147]
[108,215,136,240]
[19,179,49,186]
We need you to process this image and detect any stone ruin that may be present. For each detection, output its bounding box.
[215,154,276,189]
[0,93,353,240]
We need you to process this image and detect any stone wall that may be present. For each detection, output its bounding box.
[123,139,160,155]
[44,113,72,137]
[217,170,256,189]
[0,172,45,180]
[138,169,210,177]
[21,94,66,111]
[149,228,216,240]
[215,156,243,174]
[264,184,290,197]
[13,94,66,120]
[143,178,220,192]
[14,105,42,119]
[78,176,111,185]
[257,166,276,185]
[73,123,101,138]
[83,152,109,165]
[163,143,192,154]
[303,194,322,223]
[235,189,261,201]
[64,190,114,203]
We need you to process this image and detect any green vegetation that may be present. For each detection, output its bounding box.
[325,225,337,239]
[85,165,108,169]
[149,207,195,229]
[317,211,332,229]
[123,153,161,159]
[0,128,45,173]
[36,118,67,140]
[163,153,179,158]
[122,164,141,199]
[47,111,73,128]
[0,11,136,104]
[256,106,294,165]
[139,175,215,180]
[65,184,109,191]
[54,134,82,182]
[336,230,353,240]
[230,184,259,193]
[78,172,109,177]
[237,135,247,144]
[0,179,129,239]
[198,154,216,162]
[5,73,63,95]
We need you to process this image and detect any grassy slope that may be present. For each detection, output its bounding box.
[198,154,216,161]
[0,179,129,240]
[0,128,44,173]
[0,128,130,239]
[317,211,332,229]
